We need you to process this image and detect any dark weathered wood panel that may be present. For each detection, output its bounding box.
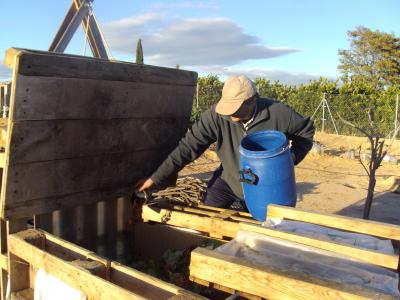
[5,48,197,85]
[3,149,169,206]
[8,118,187,164]
[1,48,196,219]
[11,76,195,121]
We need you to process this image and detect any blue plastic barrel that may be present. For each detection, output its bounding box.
[239,130,296,221]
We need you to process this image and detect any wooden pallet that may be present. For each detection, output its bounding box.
[8,229,205,300]
[189,204,400,300]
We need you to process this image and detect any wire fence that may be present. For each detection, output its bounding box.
[192,79,400,139]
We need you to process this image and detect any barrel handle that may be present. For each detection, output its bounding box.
[239,168,258,185]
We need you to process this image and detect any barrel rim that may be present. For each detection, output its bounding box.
[239,130,289,158]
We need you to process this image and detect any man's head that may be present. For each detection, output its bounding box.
[215,75,258,122]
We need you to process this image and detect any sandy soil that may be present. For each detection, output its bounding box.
[180,132,400,225]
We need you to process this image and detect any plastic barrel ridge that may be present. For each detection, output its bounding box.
[239,130,296,221]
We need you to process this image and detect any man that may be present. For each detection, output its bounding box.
[135,75,315,210]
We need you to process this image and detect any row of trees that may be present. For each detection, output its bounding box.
[193,75,399,136]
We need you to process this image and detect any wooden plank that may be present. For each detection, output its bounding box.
[197,204,253,218]
[10,288,34,300]
[8,233,147,300]
[0,253,7,270]
[4,184,129,219]
[10,75,194,121]
[190,248,396,300]
[4,48,197,86]
[142,205,239,239]
[240,223,399,270]
[171,206,260,225]
[1,149,169,218]
[7,219,30,296]
[110,262,206,300]
[8,118,186,164]
[267,205,400,240]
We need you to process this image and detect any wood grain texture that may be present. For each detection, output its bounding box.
[1,48,196,219]
[141,205,239,239]
[267,204,400,240]
[190,248,396,300]
[11,76,195,121]
[2,149,169,211]
[8,118,187,164]
[4,48,197,85]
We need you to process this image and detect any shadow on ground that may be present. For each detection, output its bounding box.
[336,191,400,225]
[296,182,319,202]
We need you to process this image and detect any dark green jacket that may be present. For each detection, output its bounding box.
[151,98,315,198]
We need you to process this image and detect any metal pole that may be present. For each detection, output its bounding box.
[321,93,326,133]
[196,82,199,108]
[394,93,399,139]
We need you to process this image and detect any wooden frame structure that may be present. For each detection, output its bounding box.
[7,229,205,299]
[0,48,199,299]
[189,204,400,300]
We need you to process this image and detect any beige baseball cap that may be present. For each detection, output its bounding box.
[215,75,257,115]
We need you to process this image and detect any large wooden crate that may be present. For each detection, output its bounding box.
[0,48,199,299]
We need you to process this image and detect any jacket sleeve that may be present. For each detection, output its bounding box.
[287,109,315,165]
[151,108,218,186]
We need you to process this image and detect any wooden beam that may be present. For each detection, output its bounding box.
[4,48,197,85]
[240,223,399,270]
[51,2,90,53]
[142,205,240,239]
[190,247,396,300]
[171,206,260,224]
[48,2,78,52]
[110,262,206,300]
[8,233,147,300]
[267,204,400,240]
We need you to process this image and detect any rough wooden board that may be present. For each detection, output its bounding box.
[8,234,147,300]
[190,247,396,300]
[141,205,240,239]
[4,183,131,219]
[110,262,206,299]
[240,223,399,270]
[10,75,194,121]
[10,288,34,300]
[3,149,167,204]
[267,204,400,240]
[4,48,197,86]
[8,118,187,164]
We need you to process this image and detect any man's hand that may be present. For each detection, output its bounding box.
[134,177,154,192]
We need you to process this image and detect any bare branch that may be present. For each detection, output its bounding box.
[337,114,371,137]
[358,146,370,176]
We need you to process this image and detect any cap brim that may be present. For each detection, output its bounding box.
[215,99,244,116]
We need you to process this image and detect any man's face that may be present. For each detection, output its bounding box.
[230,96,257,123]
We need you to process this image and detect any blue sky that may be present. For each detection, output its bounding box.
[0,0,399,84]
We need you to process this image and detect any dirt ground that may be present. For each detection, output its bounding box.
[180,132,400,225]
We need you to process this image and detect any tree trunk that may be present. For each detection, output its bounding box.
[363,174,376,219]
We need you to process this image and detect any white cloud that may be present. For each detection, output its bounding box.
[149,1,219,11]
[0,63,12,80]
[103,15,299,67]
[201,66,329,85]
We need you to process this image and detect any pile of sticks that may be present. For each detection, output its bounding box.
[152,177,207,206]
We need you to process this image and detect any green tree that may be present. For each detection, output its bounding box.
[338,27,400,89]
[136,38,144,64]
